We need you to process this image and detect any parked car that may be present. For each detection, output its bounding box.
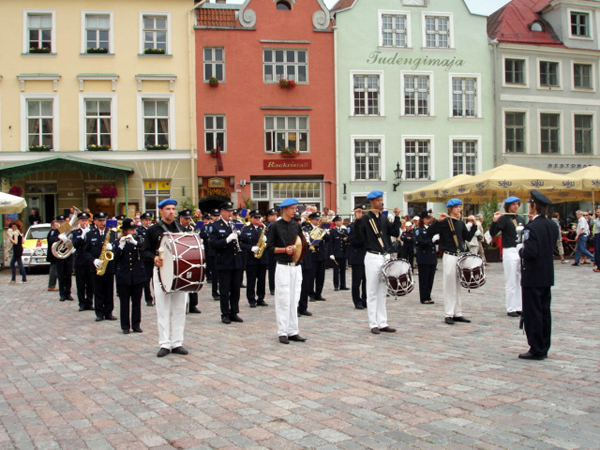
[21,223,51,270]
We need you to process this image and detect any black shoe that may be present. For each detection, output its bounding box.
[518,352,546,360]
[334,288,339,291]
[445,317,454,325]
[157,348,170,357]
[95,316,104,322]
[59,297,66,302]
[516,311,522,316]
[572,263,579,266]
[222,316,231,324]
[270,290,275,296]
[133,328,143,333]
[257,301,268,306]
[189,307,201,314]
[230,314,244,323]
[355,305,364,310]
[213,295,220,301]
[507,312,519,317]
[66,295,74,301]
[122,329,130,334]
[340,287,350,291]
[298,310,312,316]
[241,284,246,288]
[146,302,154,307]
[288,335,307,342]
[453,316,471,323]
[314,296,326,301]
[86,306,95,311]
[249,302,257,308]
[279,336,290,344]
[78,306,86,312]
[171,346,189,355]
[421,300,435,304]
[105,315,118,321]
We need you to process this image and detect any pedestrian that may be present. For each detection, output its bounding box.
[8,220,27,284]
[572,210,594,266]
[415,211,436,304]
[348,205,367,310]
[518,190,559,360]
[551,212,568,264]
[400,221,415,269]
[592,207,600,273]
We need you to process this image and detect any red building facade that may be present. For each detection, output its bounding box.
[195,0,336,214]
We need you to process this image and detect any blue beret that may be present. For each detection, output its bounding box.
[367,190,384,200]
[158,199,178,209]
[446,198,462,208]
[279,198,298,208]
[504,196,520,204]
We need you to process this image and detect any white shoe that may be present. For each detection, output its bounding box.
[561,260,569,264]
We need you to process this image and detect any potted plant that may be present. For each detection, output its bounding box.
[99,185,118,198]
[208,148,218,157]
[281,147,299,157]
[87,47,109,54]
[87,144,111,151]
[484,243,501,263]
[208,77,219,87]
[144,48,165,55]
[8,186,23,197]
[146,144,169,150]
[29,47,51,54]
[29,145,52,151]
[279,78,296,89]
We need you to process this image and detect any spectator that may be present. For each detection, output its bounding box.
[8,220,27,284]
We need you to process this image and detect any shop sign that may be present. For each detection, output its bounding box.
[208,177,226,188]
[200,187,230,197]
[547,163,590,169]
[144,180,170,195]
[263,159,312,170]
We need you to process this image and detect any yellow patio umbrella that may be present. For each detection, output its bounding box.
[568,166,600,207]
[403,174,473,203]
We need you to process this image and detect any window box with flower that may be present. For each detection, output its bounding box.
[208,77,219,87]
[29,47,51,54]
[29,145,52,152]
[87,47,109,54]
[87,144,111,151]
[8,186,23,197]
[144,48,165,55]
[280,147,299,158]
[146,144,169,150]
[279,78,296,89]
[99,185,118,198]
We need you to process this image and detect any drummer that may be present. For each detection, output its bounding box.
[427,199,478,325]
[355,190,401,335]
[141,199,189,357]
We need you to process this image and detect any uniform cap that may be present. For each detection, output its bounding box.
[267,208,277,216]
[309,212,321,220]
[93,212,107,220]
[140,212,153,220]
[56,214,66,221]
[211,209,220,216]
[219,201,235,211]
[419,210,430,220]
[250,209,262,218]
[529,190,552,207]
[405,221,413,227]
[115,215,126,221]
[121,218,137,231]
[77,212,90,220]
[178,209,192,218]
[333,216,341,222]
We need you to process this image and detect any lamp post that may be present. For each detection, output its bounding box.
[392,162,403,192]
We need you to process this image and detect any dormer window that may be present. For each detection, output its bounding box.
[530,21,544,32]
[276,1,291,10]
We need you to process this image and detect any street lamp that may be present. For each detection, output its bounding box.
[392,162,403,192]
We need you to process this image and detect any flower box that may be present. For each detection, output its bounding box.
[144,48,165,55]
[8,186,23,197]
[87,47,109,54]
[280,147,299,157]
[279,78,296,89]
[146,144,169,150]
[209,77,219,87]
[99,185,118,198]
[29,145,52,152]
[29,47,51,54]
[87,144,111,151]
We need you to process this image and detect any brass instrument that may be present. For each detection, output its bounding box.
[51,207,82,259]
[96,228,115,276]
[254,222,267,259]
[309,217,328,251]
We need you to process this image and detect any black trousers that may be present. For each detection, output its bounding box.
[522,286,552,356]
[246,264,266,304]
[75,263,94,309]
[189,292,199,310]
[332,257,348,289]
[351,264,366,307]
[143,263,154,305]
[417,263,436,302]
[56,257,73,299]
[268,259,276,294]
[299,265,311,312]
[208,256,219,298]
[401,247,415,268]
[93,273,114,319]
[218,268,242,318]
[311,260,326,297]
[117,283,142,331]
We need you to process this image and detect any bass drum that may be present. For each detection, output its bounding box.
[381,258,414,297]
[158,233,205,293]
[456,253,486,290]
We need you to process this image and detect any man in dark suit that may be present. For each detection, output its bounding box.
[48,215,74,302]
[305,212,329,301]
[415,210,437,305]
[71,212,94,311]
[348,205,367,309]
[266,208,278,295]
[518,190,559,360]
[206,209,220,301]
[136,212,155,306]
[240,209,268,308]
[210,202,244,324]
[329,216,349,291]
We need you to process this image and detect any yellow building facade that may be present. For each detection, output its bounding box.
[0,0,197,222]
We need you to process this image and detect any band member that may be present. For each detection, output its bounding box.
[46,221,59,292]
[348,205,367,309]
[427,199,477,325]
[518,190,558,360]
[355,191,401,334]
[266,208,278,295]
[71,212,94,311]
[298,220,313,316]
[305,212,329,301]
[179,209,201,314]
[266,198,307,344]
[490,196,525,317]
[206,209,220,301]
[83,212,118,322]
[136,212,155,306]
[141,199,189,357]
[400,221,416,269]
[49,215,74,302]
[200,213,213,282]
[415,211,437,305]
[329,216,349,291]
[240,209,268,308]
[115,218,147,334]
[210,202,244,324]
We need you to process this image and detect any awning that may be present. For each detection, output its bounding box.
[0,155,133,179]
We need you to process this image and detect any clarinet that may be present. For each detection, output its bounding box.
[229,220,242,254]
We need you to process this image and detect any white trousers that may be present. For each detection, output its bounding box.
[153,267,187,349]
[364,252,388,329]
[442,253,464,318]
[502,247,522,313]
[274,264,302,337]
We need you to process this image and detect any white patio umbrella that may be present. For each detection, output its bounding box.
[0,192,28,214]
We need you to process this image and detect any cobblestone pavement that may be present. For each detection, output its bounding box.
[0,261,598,450]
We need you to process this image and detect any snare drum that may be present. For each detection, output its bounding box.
[381,258,414,297]
[456,254,486,290]
[158,233,205,293]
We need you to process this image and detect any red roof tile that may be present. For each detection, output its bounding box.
[331,0,356,13]
[197,8,238,28]
[487,0,563,46]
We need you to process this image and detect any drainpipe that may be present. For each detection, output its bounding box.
[333,19,340,213]
[124,174,128,214]
[490,39,499,168]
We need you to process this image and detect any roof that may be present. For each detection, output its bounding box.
[330,0,356,13]
[487,0,563,46]
[0,156,133,180]
[197,7,238,27]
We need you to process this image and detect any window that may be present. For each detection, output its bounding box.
[540,113,560,154]
[574,63,592,89]
[144,180,171,216]
[263,49,307,83]
[530,21,544,32]
[85,14,110,52]
[404,75,430,116]
[205,115,225,153]
[143,99,169,149]
[142,14,168,53]
[85,100,112,149]
[505,112,525,153]
[571,12,590,37]
[265,116,308,153]
[27,99,54,150]
[276,1,291,10]
[354,140,381,181]
[452,77,476,118]
[574,114,593,154]
[424,15,449,48]
[27,13,52,52]
[540,61,559,87]
[353,75,381,116]
[405,140,430,180]
[452,140,477,176]
[505,58,525,85]
[381,14,407,48]
[251,180,323,211]
[204,48,224,82]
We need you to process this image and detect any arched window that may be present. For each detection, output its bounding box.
[530,21,544,32]
[276,1,291,11]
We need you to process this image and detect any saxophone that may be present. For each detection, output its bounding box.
[96,228,115,276]
[254,224,267,259]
